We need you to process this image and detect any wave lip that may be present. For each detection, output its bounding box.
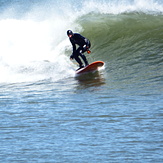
[81,0,163,15]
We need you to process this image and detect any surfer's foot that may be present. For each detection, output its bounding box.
[76,65,84,71]
[84,61,89,67]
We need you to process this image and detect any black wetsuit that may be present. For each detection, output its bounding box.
[69,33,91,67]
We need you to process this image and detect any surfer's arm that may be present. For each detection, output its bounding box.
[72,43,76,53]
[69,39,76,60]
[70,38,76,53]
[84,38,91,48]
[82,38,91,53]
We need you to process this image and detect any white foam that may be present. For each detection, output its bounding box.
[0,17,76,83]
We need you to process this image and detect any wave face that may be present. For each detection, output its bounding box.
[0,0,163,83]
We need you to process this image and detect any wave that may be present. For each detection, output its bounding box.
[78,12,163,88]
[0,0,162,83]
[80,12,163,56]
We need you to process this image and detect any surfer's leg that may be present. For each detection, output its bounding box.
[73,50,84,68]
[80,53,89,66]
[77,47,89,66]
[74,55,83,67]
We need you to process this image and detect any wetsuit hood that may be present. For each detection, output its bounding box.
[67,30,73,36]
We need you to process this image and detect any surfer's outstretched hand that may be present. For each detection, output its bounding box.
[70,54,74,60]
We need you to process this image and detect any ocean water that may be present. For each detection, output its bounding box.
[0,0,163,162]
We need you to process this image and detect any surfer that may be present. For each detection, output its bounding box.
[67,30,91,70]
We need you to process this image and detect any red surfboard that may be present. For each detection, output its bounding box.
[76,61,104,75]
